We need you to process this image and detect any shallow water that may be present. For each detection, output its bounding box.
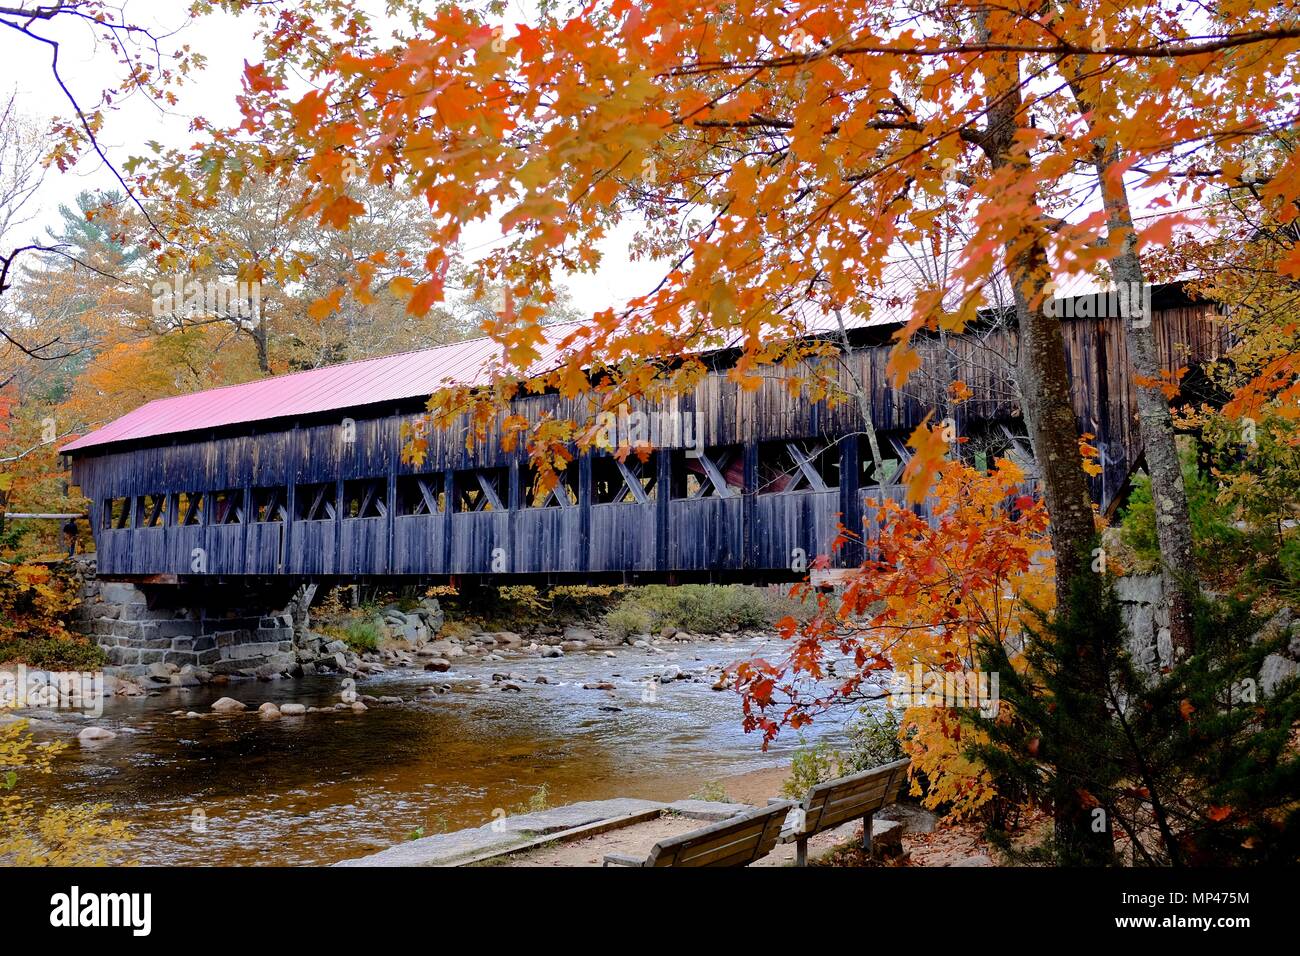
[21,635,848,866]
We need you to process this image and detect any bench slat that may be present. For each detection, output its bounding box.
[647,802,793,867]
[801,758,910,836]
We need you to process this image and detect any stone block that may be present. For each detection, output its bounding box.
[99,582,147,605]
[106,646,140,666]
[155,619,201,638]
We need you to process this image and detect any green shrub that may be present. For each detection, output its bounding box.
[1119,453,1245,571]
[689,780,732,802]
[604,605,651,639]
[1279,534,1300,599]
[548,584,626,618]
[781,736,841,798]
[781,710,906,798]
[1280,535,1300,582]
[341,619,381,652]
[840,708,906,774]
[0,637,106,670]
[609,584,774,635]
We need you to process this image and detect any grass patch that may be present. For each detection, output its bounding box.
[688,780,733,803]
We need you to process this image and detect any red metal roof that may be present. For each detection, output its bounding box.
[61,321,587,454]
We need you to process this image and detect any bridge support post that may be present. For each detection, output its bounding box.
[839,434,863,568]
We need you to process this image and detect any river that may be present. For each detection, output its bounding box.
[19,634,850,866]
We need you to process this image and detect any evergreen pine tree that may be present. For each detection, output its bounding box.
[970,562,1300,865]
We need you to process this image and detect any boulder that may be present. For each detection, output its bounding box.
[280,703,307,716]
[257,702,281,719]
[351,701,368,712]
[540,646,564,659]
[500,681,523,692]
[418,598,444,633]
[424,658,452,672]
[659,665,682,683]
[560,640,588,652]
[563,626,597,643]
[1261,653,1299,697]
[583,681,615,691]
[78,726,116,744]
[868,819,906,860]
[877,803,939,835]
[146,661,176,683]
[210,697,247,713]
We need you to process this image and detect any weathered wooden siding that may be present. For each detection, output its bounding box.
[71,305,1222,580]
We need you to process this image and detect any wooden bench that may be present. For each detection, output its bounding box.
[781,757,911,866]
[602,801,796,867]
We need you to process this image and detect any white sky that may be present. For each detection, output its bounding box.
[0,1,664,319]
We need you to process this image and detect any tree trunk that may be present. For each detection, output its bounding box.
[1061,56,1197,659]
[1094,160,1197,661]
[1001,234,1099,594]
[974,45,1096,601]
[973,12,1110,862]
[254,315,270,374]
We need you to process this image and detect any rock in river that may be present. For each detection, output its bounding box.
[78,726,116,744]
[279,703,307,716]
[210,697,247,713]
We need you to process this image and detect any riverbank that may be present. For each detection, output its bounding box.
[6,627,853,865]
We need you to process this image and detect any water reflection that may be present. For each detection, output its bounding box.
[24,637,846,865]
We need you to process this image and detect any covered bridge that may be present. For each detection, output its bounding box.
[62,282,1221,586]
